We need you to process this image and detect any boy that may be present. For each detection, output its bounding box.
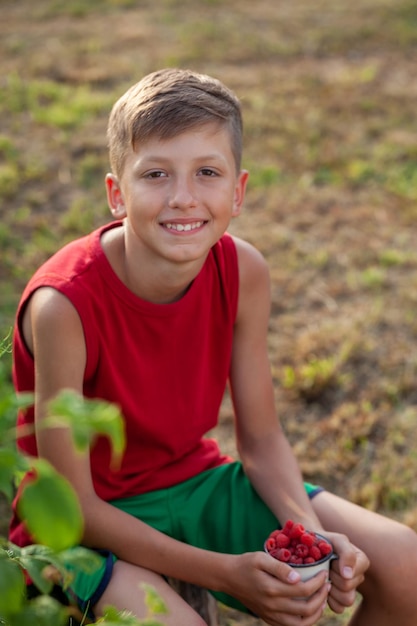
[10,68,417,625]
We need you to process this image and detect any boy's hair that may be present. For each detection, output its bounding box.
[107,68,243,178]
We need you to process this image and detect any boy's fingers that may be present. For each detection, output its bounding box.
[263,553,301,583]
[328,534,367,580]
[335,545,369,582]
[265,554,330,597]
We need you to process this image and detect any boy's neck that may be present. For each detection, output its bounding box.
[101,224,208,304]
[123,258,203,304]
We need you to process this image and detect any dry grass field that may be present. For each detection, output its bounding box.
[1,1,417,624]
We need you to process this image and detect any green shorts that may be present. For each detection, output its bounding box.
[67,462,323,617]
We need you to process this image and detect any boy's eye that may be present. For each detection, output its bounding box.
[145,170,166,179]
[199,168,217,177]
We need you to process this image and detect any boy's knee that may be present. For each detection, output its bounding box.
[366,524,417,603]
[385,524,417,563]
[394,524,417,576]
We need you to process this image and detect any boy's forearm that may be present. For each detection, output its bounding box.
[81,495,235,592]
[240,432,324,532]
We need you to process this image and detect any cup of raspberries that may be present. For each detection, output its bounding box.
[264,519,336,582]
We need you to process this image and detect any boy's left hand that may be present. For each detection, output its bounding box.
[322,532,369,613]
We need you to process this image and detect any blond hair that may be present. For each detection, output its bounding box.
[107,68,243,178]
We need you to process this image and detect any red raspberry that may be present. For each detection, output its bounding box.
[289,523,305,539]
[317,540,332,556]
[309,545,322,561]
[276,548,291,562]
[275,533,290,548]
[265,537,276,551]
[300,532,316,547]
[289,555,303,564]
[282,520,294,536]
[303,557,315,564]
[295,544,309,558]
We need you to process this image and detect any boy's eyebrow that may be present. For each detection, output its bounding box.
[136,152,228,164]
[131,154,231,175]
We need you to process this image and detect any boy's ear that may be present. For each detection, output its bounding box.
[105,173,127,219]
[232,169,249,217]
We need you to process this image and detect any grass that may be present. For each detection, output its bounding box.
[1,0,417,624]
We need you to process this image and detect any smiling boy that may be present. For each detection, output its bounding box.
[10,68,417,626]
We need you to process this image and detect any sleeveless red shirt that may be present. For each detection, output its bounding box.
[10,222,237,545]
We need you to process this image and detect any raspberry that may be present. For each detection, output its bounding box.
[275,533,290,548]
[318,540,332,556]
[294,543,309,558]
[282,520,294,536]
[289,555,303,564]
[276,548,291,562]
[289,523,305,539]
[300,532,316,547]
[303,557,315,564]
[265,537,276,551]
[309,545,322,561]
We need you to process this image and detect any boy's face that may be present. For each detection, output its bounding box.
[106,122,248,266]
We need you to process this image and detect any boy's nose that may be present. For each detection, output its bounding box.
[168,179,197,209]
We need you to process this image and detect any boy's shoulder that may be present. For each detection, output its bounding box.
[231,234,269,275]
[230,235,270,311]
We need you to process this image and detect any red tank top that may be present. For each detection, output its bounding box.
[10,222,237,545]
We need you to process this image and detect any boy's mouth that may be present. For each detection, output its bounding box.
[163,221,205,232]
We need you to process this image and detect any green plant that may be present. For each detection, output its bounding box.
[0,335,166,625]
[283,355,340,401]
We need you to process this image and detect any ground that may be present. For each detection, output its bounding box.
[1,1,417,624]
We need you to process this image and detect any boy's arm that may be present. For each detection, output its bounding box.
[230,237,323,531]
[230,238,370,611]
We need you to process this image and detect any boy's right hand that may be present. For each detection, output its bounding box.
[222,551,330,626]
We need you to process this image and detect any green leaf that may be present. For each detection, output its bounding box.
[0,556,25,615]
[2,541,23,558]
[20,544,71,592]
[0,447,23,500]
[0,328,12,357]
[141,583,168,615]
[19,546,56,595]
[23,565,54,596]
[47,390,126,467]
[0,390,33,440]
[18,544,104,597]
[7,594,67,626]
[17,459,83,551]
[97,607,144,624]
[57,545,103,576]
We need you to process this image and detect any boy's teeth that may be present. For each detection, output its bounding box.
[165,221,203,231]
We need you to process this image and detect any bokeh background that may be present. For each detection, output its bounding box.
[1,1,417,624]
